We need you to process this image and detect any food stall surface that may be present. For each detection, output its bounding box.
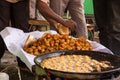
[0,31,99,80]
[0,51,35,80]
[0,32,120,80]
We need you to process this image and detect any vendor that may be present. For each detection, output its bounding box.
[36,0,77,31]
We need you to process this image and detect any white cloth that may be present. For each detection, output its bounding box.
[0,73,9,80]
[0,27,57,71]
[0,27,113,71]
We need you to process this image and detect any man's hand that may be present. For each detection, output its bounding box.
[62,19,77,30]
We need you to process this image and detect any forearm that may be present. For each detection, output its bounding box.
[36,0,77,29]
[36,0,65,25]
[36,6,57,29]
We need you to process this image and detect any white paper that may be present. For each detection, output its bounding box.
[0,27,113,71]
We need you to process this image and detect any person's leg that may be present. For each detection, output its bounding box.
[93,0,120,55]
[11,0,30,32]
[93,0,110,47]
[0,35,5,59]
[0,0,11,58]
[68,0,87,38]
[11,0,30,67]
[106,0,120,55]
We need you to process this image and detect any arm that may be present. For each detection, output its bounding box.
[36,0,77,29]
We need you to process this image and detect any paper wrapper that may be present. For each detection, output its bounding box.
[0,27,113,71]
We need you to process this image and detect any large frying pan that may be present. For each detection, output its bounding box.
[34,50,120,80]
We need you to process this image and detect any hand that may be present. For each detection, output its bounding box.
[62,19,77,30]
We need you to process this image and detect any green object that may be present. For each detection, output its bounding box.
[34,65,51,80]
[84,0,94,14]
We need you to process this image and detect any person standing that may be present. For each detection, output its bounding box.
[36,0,77,32]
[49,0,88,38]
[0,0,30,68]
[93,0,120,55]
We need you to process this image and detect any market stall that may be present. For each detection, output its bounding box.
[1,27,120,80]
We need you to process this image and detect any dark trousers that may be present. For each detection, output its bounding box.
[0,0,30,67]
[93,0,120,55]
